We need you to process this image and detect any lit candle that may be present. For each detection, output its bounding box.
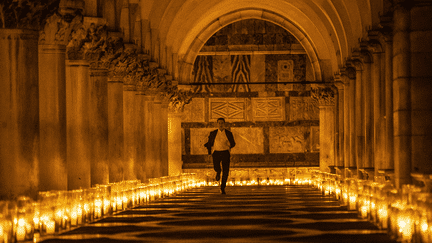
[45,220,55,234]
[16,218,26,241]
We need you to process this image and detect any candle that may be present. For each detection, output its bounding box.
[16,218,26,241]
[45,220,55,234]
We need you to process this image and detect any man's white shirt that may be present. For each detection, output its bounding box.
[212,129,231,153]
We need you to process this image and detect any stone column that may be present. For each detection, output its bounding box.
[123,85,137,180]
[354,63,364,175]
[382,38,394,176]
[410,3,432,176]
[89,67,109,186]
[0,29,40,199]
[143,94,157,179]
[362,58,374,176]
[38,44,67,191]
[348,67,357,177]
[393,2,412,187]
[371,50,385,179]
[108,76,124,183]
[168,112,183,176]
[160,100,169,177]
[152,95,163,178]
[313,87,336,173]
[341,73,351,177]
[334,80,345,175]
[66,60,91,190]
[135,90,147,182]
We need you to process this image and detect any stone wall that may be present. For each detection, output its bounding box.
[182,52,319,169]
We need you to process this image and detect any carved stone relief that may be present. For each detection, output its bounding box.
[209,98,246,122]
[311,86,336,106]
[269,126,305,153]
[252,97,285,121]
[289,97,319,121]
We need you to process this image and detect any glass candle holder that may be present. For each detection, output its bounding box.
[83,189,95,223]
[0,201,14,243]
[348,178,358,211]
[15,196,34,242]
[38,191,57,235]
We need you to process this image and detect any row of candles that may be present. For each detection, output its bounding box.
[311,171,432,243]
[0,173,204,242]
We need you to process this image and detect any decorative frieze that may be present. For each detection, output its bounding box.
[269,126,305,153]
[311,86,336,106]
[252,97,285,121]
[209,98,246,121]
[289,96,319,121]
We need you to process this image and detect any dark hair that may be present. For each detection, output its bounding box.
[217,118,225,122]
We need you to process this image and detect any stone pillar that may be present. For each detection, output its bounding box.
[135,91,147,182]
[341,73,351,177]
[160,100,169,176]
[38,44,67,191]
[313,87,336,173]
[89,67,109,186]
[168,112,183,176]
[348,67,357,177]
[393,2,412,187]
[334,80,345,175]
[354,63,364,175]
[152,95,163,178]
[410,3,432,175]
[362,59,374,175]
[371,51,385,178]
[144,94,157,179]
[108,76,124,183]
[123,85,137,180]
[0,29,40,199]
[66,60,91,190]
[380,39,394,177]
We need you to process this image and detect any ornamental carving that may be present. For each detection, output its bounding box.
[0,0,59,30]
[39,13,81,45]
[311,86,336,106]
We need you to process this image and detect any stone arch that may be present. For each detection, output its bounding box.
[177,9,324,85]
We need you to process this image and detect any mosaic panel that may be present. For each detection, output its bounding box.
[269,126,305,153]
[209,98,246,122]
[252,97,285,121]
[230,127,264,154]
[189,128,216,155]
[182,98,205,123]
[289,97,319,121]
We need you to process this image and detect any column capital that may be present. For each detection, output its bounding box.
[311,86,336,106]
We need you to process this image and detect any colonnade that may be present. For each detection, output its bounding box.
[322,2,432,190]
[0,16,185,200]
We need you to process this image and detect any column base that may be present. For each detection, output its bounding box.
[359,168,375,180]
[411,173,432,193]
[345,167,358,178]
[378,169,394,183]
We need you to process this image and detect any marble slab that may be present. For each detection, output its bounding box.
[189,128,217,155]
[289,96,319,121]
[209,98,246,122]
[269,126,305,153]
[231,127,264,154]
[182,98,205,122]
[252,97,285,121]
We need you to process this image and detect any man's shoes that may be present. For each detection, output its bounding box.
[221,188,226,194]
[215,173,220,181]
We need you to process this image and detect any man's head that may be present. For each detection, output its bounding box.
[217,118,225,130]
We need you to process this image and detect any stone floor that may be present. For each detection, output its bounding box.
[38,185,397,243]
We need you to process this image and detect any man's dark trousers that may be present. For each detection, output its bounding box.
[212,150,230,190]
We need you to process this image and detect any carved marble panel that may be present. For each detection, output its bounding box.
[277,60,294,92]
[289,97,319,121]
[209,98,246,122]
[230,127,264,154]
[269,126,305,153]
[182,98,205,123]
[190,128,216,155]
[252,97,285,121]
